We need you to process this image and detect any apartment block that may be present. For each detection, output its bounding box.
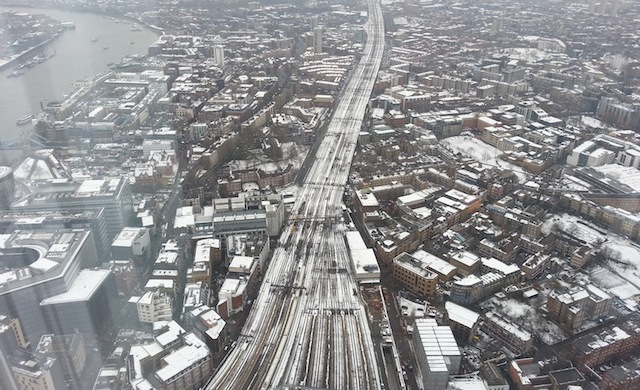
[570,317,640,368]
[482,312,533,354]
[547,284,612,332]
[393,253,439,298]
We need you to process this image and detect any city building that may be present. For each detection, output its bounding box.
[444,301,480,343]
[449,275,483,305]
[0,229,115,346]
[413,318,461,390]
[0,166,15,210]
[128,321,212,390]
[11,177,134,243]
[480,362,509,390]
[10,352,65,390]
[344,230,380,284]
[40,269,117,342]
[0,209,110,260]
[133,290,173,324]
[570,317,640,368]
[546,284,612,332]
[173,194,285,239]
[213,45,225,67]
[313,26,323,54]
[482,312,533,354]
[450,259,519,305]
[447,250,481,276]
[509,358,585,390]
[107,260,137,295]
[392,253,439,298]
[0,316,27,390]
[110,227,151,265]
[183,305,227,353]
[217,252,257,319]
[35,333,87,390]
[600,357,640,390]
[92,366,127,390]
[410,249,457,281]
[508,358,549,390]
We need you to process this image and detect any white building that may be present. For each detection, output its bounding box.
[128,321,212,390]
[217,277,249,319]
[133,290,173,324]
[313,26,323,54]
[142,139,174,157]
[413,318,461,390]
[344,231,380,284]
[618,148,640,169]
[214,45,225,67]
[111,227,150,262]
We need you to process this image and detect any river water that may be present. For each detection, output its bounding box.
[0,7,160,140]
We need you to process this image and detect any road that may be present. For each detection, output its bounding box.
[204,0,385,388]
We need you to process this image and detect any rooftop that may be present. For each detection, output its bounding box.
[156,333,209,382]
[40,269,110,305]
[112,227,147,248]
[445,301,480,329]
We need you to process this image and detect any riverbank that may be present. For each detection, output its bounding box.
[0,5,160,142]
[0,31,64,72]
[1,3,164,34]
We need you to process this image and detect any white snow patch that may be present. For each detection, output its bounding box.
[580,116,605,129]
[13,158,35,181]
[440,136,529,183]
[540,214,606,244]
[591,267,625,289]
[484,297,567,345]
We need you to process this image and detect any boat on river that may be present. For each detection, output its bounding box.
[7,70,24,78]
[16,114,34,125]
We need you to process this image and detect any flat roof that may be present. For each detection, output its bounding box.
[156,333,209,382]
[112,227,146,248]
[145,279,174,290]
[345,231,368,251]
[355,190,379,208]
[482,257,520,276]
[228,256,255,273]
[40,269,110,305]
[394,253,437,279]
[449,251,479,267]
[413,249,457,276]
[445,301,480,329]
[485,312,531,342]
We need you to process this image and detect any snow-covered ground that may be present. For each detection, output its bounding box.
[542,213,640,303]
[498,47,556,63]
[541,214,607,244]
[580,115,605,129]
[398,296,427,318]
[560,175,591,191]
[229,143,309,173]
[590,267,640,300]
[603,242,640,292]
[440,136,529,183]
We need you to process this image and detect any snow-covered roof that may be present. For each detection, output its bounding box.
[345,231,368,251]
[445,301,480,329]
[156,333,209,382]
[413,250,457,277]
[40,269,110,305]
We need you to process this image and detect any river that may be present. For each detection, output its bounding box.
[0,7,160,141]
